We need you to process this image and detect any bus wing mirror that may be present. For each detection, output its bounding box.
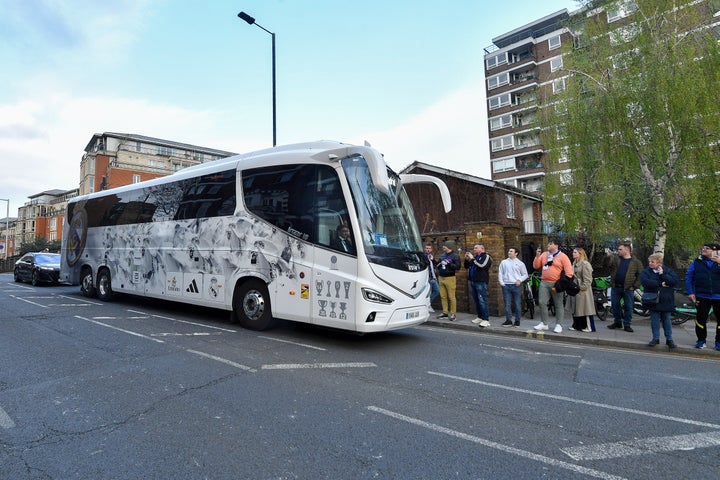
[312,145,389,195]
[399,174,452,213]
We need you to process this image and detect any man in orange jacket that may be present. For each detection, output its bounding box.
[532,238,574,333]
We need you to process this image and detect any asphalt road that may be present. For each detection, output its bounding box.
[1,274,718,479]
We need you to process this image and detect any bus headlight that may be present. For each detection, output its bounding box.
[361,288,393,304]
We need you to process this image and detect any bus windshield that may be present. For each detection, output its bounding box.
[342,155,424,269]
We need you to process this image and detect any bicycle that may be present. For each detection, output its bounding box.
[522,272,541,319]
[671,296,714,326]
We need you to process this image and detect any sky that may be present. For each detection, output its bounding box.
[0,0,579,218]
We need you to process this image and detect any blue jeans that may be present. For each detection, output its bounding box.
[502,284,522,322]
[429,278,440,303]
[650,310,673,341]
[611,287,635,327]
[470,281,489,320]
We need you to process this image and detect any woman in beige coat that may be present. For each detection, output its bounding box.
[571,248,597,331]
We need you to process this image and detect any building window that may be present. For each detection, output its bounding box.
[135,142,142,152]
[492,158,515,173]
[158,146,174,156]
[559,171,573,186]
[486,51,508,70]
[132,174,141,184]
[487,72,509,90]
[552,78,566,94]
[489,93,511,110]
[88,157,95,175]
[505,194,516,219]
[550,56,563,72]
[607,1,637,22]
[491,135,514,152]
[548,35,561,50]
[489,114,512,131]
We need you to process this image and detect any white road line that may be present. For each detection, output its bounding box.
[0,406,15,429]
[367,406,627,480]
[261,362,376,370]
[562,430,720,460]
[48,304,91,307]
[126,309,237,333]
[186,349,256,372]
[151,332,222,337]
[9,295,47,308]
[58,295,104,305]
[428,371,720,429]
[257,336,327,351]
[74,315,165,343]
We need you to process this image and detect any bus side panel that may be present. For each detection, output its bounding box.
[267,235,313,323]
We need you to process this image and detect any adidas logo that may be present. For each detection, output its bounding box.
[186,279,199,293]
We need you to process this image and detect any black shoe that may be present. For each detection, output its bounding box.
[647,339,659,347]
[667,340,677,349]
[437,313,448,319]
[607,323,622,329]
[501,320,513,327]
[514,320,521,327]
[624,326,634,333]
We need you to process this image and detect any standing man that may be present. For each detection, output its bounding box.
[465,244,493,327]
[532,238,573,333]
[436,240,461,321]
[498,247,529,327]
[686,243,720,350]
[424,243,440,311]
[604,242,643,332]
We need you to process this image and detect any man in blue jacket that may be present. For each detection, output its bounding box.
[686,243,720,350]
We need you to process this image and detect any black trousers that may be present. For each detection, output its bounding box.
[695,297,720,342]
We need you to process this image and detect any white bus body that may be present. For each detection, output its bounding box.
[61,141,451,333]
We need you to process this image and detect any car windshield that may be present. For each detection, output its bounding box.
[342,155,425,270]
[35,254,60,264]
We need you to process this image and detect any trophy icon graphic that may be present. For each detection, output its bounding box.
[318,299,328,317]
[339,302,347,320]
[329,301,337,318]
[334,281,341,298]
[326,280,332,297]
[315,280,323,297]
[343,282,351,299]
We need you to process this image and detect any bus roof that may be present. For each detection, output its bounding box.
[71,140,391,204]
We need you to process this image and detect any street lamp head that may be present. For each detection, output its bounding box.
[238,11,255,25]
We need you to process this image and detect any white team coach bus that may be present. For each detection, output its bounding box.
[61,141,451,333]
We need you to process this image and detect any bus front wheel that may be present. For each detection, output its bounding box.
[80,268,96,298]
[96,269,113,301]
[233,280,275,331]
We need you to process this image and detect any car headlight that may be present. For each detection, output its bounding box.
[361,288,394,304]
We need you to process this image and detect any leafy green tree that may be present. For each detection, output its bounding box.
[543,0,720,255]
[19,237,61,255]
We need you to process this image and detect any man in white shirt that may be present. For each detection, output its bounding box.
[498,247,529,327]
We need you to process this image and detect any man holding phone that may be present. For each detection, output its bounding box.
[685,242,720,350]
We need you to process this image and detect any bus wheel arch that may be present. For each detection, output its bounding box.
[232,278,275,331]
[80,266,96,297]
[96,268,114,302]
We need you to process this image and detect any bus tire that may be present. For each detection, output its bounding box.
[80,267,96,298]
[233,279,275,331]
[96,269,113,302]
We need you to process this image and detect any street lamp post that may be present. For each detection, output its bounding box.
[237,11,277,147]
[0,199,8,260]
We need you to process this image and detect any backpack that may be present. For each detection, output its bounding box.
[554,271,580,296]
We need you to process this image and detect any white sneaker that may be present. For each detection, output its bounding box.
[479,320,491,327]
[428,306,435,313]
[554,324,563,333]
[534,322,548,331]
[471,318,482,324]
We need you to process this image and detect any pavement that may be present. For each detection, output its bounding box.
[425,309,720,358]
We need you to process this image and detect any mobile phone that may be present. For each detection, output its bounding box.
[712,250,719,258]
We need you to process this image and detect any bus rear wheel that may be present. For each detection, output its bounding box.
[80,268,96,297]
[233,279,275,331]
[96,269,113,301]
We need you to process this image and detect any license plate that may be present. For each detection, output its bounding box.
[406,310,420,320]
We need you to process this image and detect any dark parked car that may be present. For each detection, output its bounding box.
[14,252,61,286]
